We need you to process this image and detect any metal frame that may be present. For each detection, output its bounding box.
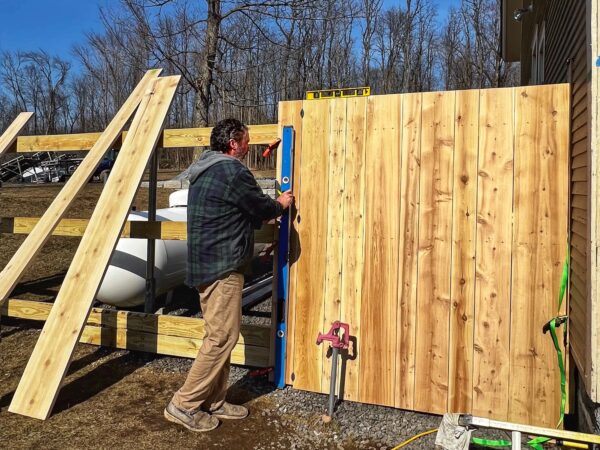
[460,414,600,448]
[274,125,294,388]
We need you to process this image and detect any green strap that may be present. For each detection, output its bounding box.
[471,437,511,447]
[550,318,567,427]
[557,248,569,312]
[471,437,544,449]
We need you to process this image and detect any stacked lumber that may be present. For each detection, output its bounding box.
[2,299,270,367]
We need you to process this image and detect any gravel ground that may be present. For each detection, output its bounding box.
[146,298,516,450]
[2,312,531,450]
[130,296,442,448]
[145,350,443,450]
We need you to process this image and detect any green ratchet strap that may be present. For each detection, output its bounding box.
[557,249,569,312]
[549,317,567,427]
[471,436,544,449]
[472,250,569,450]
[471,437,512,447]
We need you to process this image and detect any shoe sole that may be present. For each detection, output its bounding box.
[211,412,249,420]
[164,408,219,432]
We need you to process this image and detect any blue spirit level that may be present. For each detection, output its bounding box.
[274,126,294,388]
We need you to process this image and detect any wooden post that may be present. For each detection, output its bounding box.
[145,149,159,314]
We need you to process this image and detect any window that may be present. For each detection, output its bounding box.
[538,22,545,83]
[530,22,546,85]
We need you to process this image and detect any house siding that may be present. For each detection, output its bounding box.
[519,0,590,388]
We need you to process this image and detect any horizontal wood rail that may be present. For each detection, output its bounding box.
[10,124,278,152]
[2,299,270,366]
[0,217,275,242]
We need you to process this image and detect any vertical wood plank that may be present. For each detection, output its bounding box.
[277,100,304,385]
[448,89,479,412]
[414,91,456,414]
[291,100,330,391]
[359,94,401,406]
[339,97,367,402]
[395,93,422,410]
[322,98,347,392]
[472,87,514,420]
[509,84,569,427]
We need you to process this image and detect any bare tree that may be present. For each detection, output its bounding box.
[439,0,518,89]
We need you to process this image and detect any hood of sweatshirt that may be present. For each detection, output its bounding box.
[187,150,238,183]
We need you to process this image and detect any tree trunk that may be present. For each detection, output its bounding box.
[192,0,220,158]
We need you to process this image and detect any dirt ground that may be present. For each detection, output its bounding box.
[0,325,305,449]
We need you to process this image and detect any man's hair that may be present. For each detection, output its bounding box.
[210,118,248,153]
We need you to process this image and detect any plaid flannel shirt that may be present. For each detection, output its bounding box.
[186,158,283,287]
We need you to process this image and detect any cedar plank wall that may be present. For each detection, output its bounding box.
[280,84,569,427]
[520,0,590,392]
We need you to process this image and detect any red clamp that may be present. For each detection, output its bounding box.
[316,321,350,350]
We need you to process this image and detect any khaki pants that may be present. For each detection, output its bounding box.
[172,271,244,412]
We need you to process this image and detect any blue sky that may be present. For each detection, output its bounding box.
[0,0,106,56]
[0,0,458,58]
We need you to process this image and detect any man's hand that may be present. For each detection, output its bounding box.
[277,190,294,210]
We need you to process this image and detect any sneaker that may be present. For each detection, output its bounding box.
[209,402,249,420]
[164,401,219,432]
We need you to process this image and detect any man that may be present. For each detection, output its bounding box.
[164,118,294,432]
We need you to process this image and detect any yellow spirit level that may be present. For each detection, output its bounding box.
[306,87,371,100]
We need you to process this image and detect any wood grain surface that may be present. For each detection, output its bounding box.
[281,84,569,427]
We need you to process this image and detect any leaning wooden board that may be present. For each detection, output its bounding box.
[9,75,180,420]
[0,112,33,155]
[0,69,161,307]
